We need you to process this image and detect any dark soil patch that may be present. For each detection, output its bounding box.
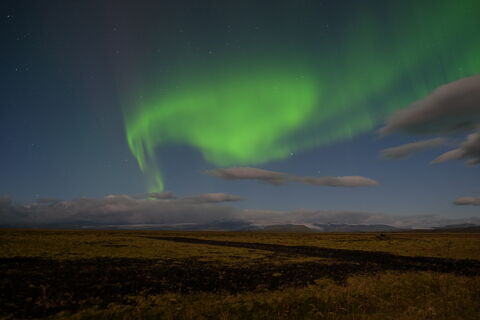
[0,257,370,319]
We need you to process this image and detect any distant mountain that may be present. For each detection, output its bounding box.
[434,223,477,229]
[189,220,257,231]
[3,220,479,232]
[82,219,256,231]
[312,223,402,232]
[261,224,314,232]
[430,223,480,233]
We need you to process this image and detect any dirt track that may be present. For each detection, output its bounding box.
[147,236,480,276]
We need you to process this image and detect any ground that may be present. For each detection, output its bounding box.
[1,229,480,319]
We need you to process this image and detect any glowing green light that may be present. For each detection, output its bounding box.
[125,68,320,191]
[125,0,480,191]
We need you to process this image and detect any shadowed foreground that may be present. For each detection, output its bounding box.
[1,230,480,319]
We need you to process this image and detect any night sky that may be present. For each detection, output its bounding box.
[1,0,479,228]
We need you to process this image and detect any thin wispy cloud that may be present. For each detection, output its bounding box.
[147,191,177,199]
[380,138,448,160]
[205,167,379,188]
[182,193,243,203]
[295,176,379,187]
[204,167,289,185]
[432,130,480,165]
[453,196,480,206]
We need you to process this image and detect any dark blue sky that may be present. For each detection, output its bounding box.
[1,0,479,223]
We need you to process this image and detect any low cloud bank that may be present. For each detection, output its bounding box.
[205,167,379,187]
[242,209,480,229]
[1,194,478,229]
[0,193,241,227]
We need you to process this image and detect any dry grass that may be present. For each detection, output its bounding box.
[0,229,327,265]
[2,229,480,261]
[1,229,480,319]
[51,272,480,320]
[184,231,480,260]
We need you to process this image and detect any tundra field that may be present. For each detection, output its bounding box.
[1,229,480,319]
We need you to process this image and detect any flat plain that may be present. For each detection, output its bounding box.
[1,229,480,319]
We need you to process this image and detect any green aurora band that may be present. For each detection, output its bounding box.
[125,0,480,192]
[126,69,320,191]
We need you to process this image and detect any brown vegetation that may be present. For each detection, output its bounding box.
[0,229,479,319]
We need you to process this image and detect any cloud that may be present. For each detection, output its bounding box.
[241,209,389,226]
[432,130,480,165]
[147,191,176,199]
[0,196,12,206]
[205,167,379,188]
[296,176,379,187]
[2,194,480,229]
[380,75,480,135]
[379,75,480,165]
[36,198,62,204]
[380,138,448,160]
[241,208,480,229]
[182,193,243,203]
[453,197,480,206]
[204,167,289,185]
[0,193,241,227]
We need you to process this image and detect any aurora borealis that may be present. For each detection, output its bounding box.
[1,0,480,227]
[124,0,480,192]
[125,67,320,191]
